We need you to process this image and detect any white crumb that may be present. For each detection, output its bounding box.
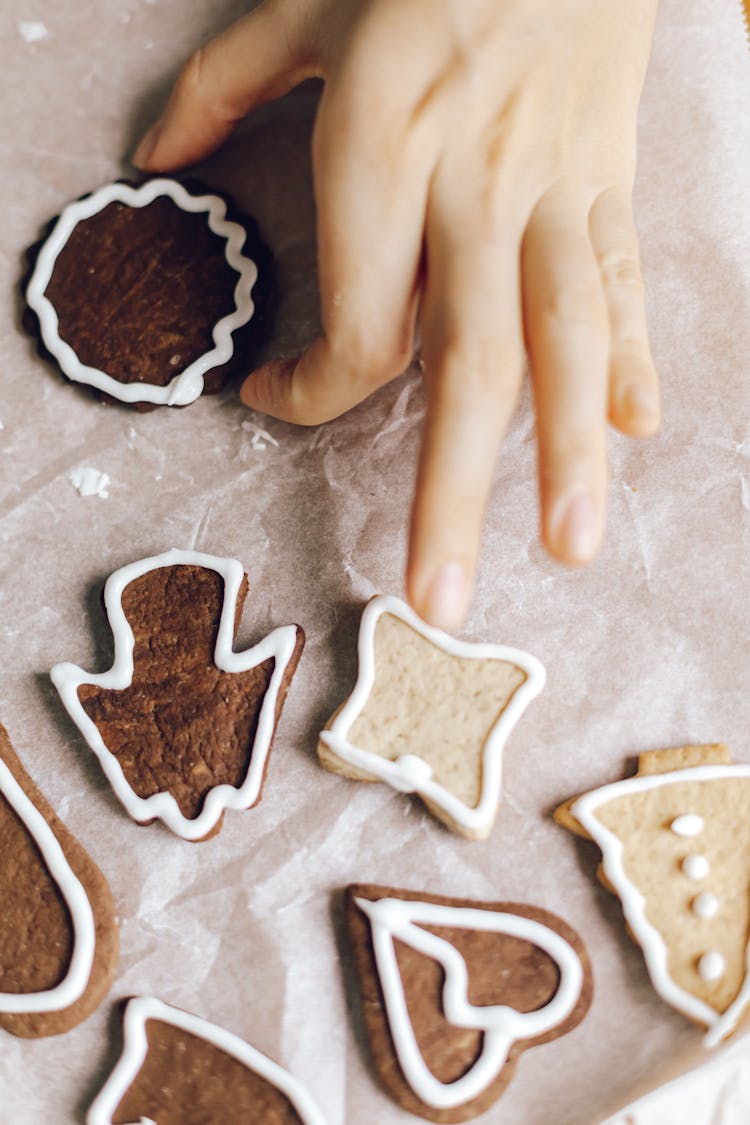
[18,20,49,43]
[69,466,111,499]
[241,420,280,452]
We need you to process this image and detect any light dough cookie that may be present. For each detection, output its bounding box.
[87,997,327,1124]
[0,722,118,1038]
[24,177,273,409]
[52,549,304,842]
[344,884,591,1123]
[556,744,750,1046]
[318,595,545,839]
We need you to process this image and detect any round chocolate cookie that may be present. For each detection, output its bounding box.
[24,178,274,410]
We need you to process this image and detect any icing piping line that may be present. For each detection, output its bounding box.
[51,549,300,841]
[0,758,96,1014]
[319,595,545,834]
[357,896,583,1110]
[86,996,328,1125]
[570,764,750,1046]
[26,178,258,406]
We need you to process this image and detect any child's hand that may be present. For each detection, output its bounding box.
[135,0,660,629]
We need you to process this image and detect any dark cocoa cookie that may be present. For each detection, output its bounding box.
[0,722,118,1038]
[344,884,592,1123]
[51,549,304,842]
[24,178,274,410]
[87,997,327,1124]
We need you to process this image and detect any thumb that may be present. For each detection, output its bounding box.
[134,1,318,171]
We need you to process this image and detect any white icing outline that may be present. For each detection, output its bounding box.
[571,763,750,1047]
[86,996,328,1125]
[26,178,258,406]
[319,596,545,835]
[0,757,96,1013]
[357,896,583,1110]
[51,549,300,841]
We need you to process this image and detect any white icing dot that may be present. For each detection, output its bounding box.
[670,814,704,837]
[692,892,718,919]
[698,951,725,982]
[682,854,710,881]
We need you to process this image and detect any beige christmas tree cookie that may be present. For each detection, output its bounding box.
[556,743,750,1046]
[318,595,545,840]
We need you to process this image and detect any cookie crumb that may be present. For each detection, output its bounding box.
[242,420,279,452]
[69,467,110,499]
[18,20,49,43]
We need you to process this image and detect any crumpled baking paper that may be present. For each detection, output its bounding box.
[0,0,748,1122]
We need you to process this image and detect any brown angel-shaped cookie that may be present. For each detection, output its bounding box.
[345,884,591,1122]
[0,722,118,1038]
[52,549,304,841]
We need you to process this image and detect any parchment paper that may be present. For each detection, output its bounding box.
[0,1,748,1122]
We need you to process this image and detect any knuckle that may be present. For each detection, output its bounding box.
[175,47,208,103]
[174,45,234,122]
[430,337,521,410]
[540,282,606,330]
[598,250,644,293]
[329,327,410,388]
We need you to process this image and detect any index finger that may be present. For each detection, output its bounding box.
[134,2,317,170]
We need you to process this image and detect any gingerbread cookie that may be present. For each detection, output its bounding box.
[87,996,327,1124]
[318,596,545,839]
[0,722,118,1037]
[344,885,591,1122]
[25,178,272,408]
[556,744,750,1046]
[51,549,304,841]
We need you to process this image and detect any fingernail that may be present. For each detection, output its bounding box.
[133,120,162,169]
[622,382,658,421]
[422,563,469,632]
[550,490,601,562]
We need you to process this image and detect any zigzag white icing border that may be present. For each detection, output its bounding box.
[26,178,258,406]
[319,595,545,835]
[86,996,328,1124]
[356,896,584,1110]
[0,756,96,1014]
[571,763,750,1047]
[51,549,300,841]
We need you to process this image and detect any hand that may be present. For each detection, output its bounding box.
[135,0,660,629]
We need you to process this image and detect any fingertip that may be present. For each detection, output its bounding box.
[239,357,299,413]
[132,120,163,171]
[610,378,661,437]
[407,558,472,633]
[544,489,604,566]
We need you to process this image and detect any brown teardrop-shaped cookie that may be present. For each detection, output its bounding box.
[0,723,118,1038]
